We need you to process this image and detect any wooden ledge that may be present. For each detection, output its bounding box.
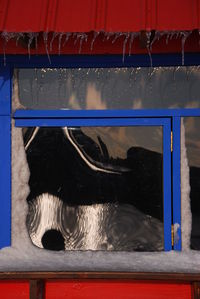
[0,271,199,281]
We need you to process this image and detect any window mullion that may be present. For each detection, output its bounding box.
[172,116,181,250]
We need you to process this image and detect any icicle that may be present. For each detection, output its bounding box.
[15,33,24,46]
[148,31,171,46]
[78,33,88,53]
[128,32,139,56]
[27,32,35,59]
[164,32,169,44]
[180,31,192,66]
[62,32,71,47]
[167,31,175,42]
[164,31,181,45]
[199,30,200,46]
[50,32,59,51]
[122,33,129,63]
[90,31,100,51]
[149,31,158,49]
[73,33,79,45]
[112,32,123,44]
[1,32,16,66]
[72,33,88,53]
[1,31,16,41]
[72,32,78,45]
[43,32,51,64]
[176,31,181,39]
[102,31,113,42]
[146,31,152,68]
[58,33,64,55]
[168,31,175,41]
[104,32,114,41]
[35,33,38,53]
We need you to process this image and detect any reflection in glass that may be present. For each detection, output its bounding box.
[183,117,200,250]
[16,66,200,110]
[24,126,163,251]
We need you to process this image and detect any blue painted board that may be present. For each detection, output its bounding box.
[0,116,11,248]
[14,108,200,119]
[15,117,169,127]
[0,66,12,116]
[163,119,172,251]
[1,53,200,68]
[172,117,181,250]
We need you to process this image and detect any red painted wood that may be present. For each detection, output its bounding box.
[0,0,199,33]
[0,281,29,299]
[45,280,192,299]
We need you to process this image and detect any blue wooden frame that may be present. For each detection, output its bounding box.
[14,108,200,118]
[1,53,200,252]
[15,116,172,251]
[1,53,200,68]
[172,117,181,250]
[0,67,11,249]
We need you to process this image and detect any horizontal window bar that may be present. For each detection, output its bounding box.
[15,117,169,127]
[14,109,200,119]
[2,53,200,68]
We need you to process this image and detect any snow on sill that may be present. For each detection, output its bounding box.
[0,248,200,273]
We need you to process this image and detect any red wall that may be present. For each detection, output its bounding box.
[0,279,192,299]
[45,280,192,299]
[0,281,29,299]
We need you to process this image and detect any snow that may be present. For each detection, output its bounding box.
[181,119,192,250]
[1,247,200,272]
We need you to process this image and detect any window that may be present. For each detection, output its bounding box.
[0,54,200,271]
[19,119,170,252]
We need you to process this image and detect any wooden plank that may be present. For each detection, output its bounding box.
[0,272,199,281]
[29,280,45,299]
[192,282,200,299]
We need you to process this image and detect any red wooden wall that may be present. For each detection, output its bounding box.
[0,281,29,299]
[45,280,192,299]
[0,280,192,299]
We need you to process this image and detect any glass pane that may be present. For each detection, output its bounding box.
[183,117,200,250]
[23,126,163,251]
[15,66,200,110]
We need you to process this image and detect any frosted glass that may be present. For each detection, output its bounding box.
[24,126,163,251]
[183,117,200,250]
[16,66,200,110]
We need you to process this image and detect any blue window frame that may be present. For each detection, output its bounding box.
[1,53,200,252]
[14,116,172,251]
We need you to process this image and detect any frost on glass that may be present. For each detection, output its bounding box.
[16,66,200,110]
[23,126,164,251]
[183,117,200,250]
